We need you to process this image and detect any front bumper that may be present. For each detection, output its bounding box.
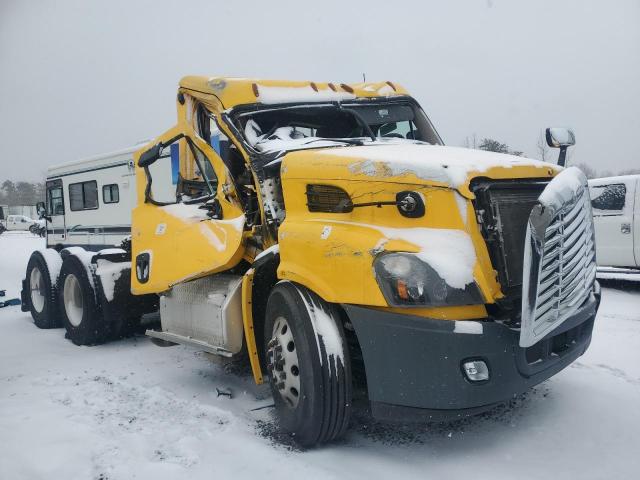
[343,291,598,422]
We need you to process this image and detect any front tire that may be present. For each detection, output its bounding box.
[58,255,106,345]
[25,252,62,328]
[264,282,352,447]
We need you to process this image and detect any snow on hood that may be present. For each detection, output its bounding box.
[316,220,477,289]
[319,144,558,189]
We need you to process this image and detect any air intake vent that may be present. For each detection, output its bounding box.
[306,184,353,213]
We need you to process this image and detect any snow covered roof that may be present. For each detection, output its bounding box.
[47,141,150,178]
[179,76,409,110]
[588,173,640,186]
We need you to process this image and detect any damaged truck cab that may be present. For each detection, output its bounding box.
[23,77,600,447]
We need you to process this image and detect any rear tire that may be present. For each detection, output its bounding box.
[25,252,62,328]
[58,255,106,345]
[264,282,352,447]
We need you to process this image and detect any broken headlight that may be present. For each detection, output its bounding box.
[373,253,484,307]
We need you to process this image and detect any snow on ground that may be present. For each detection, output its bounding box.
[1,232,640,479]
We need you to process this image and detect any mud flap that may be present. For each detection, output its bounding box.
[92,252,158,337]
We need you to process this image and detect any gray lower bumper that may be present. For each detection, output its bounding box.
[344,293,597,422]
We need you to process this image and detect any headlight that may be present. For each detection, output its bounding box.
[373,253,484,307]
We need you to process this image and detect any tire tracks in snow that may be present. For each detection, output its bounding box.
[571,361,640,386]
[43,371,233,476]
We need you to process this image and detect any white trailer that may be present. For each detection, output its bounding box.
[43,143,173,250]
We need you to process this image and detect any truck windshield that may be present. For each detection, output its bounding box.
[234,100,442,155]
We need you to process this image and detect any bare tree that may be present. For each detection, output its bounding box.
[536,130,551,162]
[571,162,598,179]
[618,168,640,175]
[463,134,478,149]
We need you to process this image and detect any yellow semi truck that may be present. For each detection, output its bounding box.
[22,77,600,446]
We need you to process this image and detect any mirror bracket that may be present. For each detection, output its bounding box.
[557,146,568,167]
[36,201,50,222]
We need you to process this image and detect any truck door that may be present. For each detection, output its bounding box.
[46,179,66,247]
[590,179,636,268]
[131,129,246,295]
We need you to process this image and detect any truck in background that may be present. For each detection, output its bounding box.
[0,209,43,235]
[5,214,39,231]
[589,174,640,269]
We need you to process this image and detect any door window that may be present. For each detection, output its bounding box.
[48,185,64,215]
[590,184,626,214]
[69,181,99,211]
[145,137,217,205]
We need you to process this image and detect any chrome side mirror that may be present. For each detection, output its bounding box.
[545,127,575,167]
[36,201,50,222]
[36,201,46,218]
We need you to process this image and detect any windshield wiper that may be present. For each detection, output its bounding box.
[337,104,377,141]
[304,137,365,146]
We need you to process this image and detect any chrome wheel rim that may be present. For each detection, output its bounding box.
[63,274,83,327]
[30,267,45,313]
[267,316,301,409]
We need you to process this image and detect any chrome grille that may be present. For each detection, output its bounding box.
[520,167,597,348]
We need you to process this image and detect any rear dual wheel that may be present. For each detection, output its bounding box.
[25,252,61,329]
[58,255,145,344]
[264,282,352,447]
[58,255,105,345]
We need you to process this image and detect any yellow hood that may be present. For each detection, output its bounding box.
[281,143,560,198]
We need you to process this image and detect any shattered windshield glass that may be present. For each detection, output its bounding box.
[234,101,442,154]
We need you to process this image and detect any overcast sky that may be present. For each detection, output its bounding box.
[1,0,639,182]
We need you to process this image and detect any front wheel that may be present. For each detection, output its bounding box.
[264,282,352,447]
